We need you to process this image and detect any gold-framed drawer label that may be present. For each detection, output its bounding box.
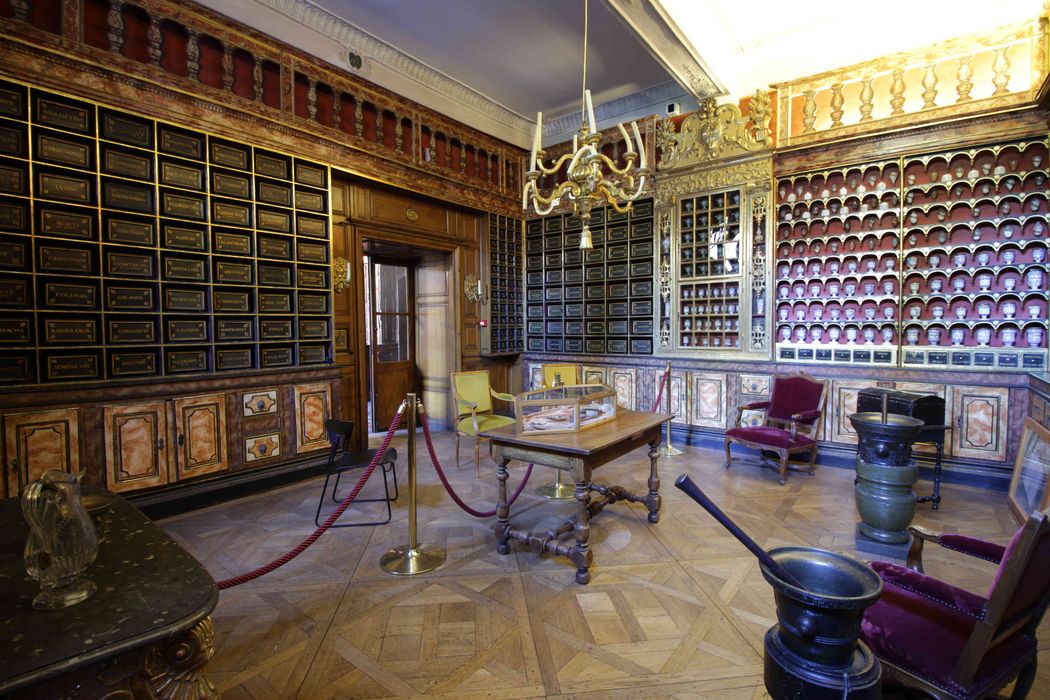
[106,251,154,278]
[110,350,157,377]
[44,318,98,343]
[106,217,154,245]
[40,209,94,239]
[162,191,206,220]
[163,287,206,312]
[214,290,250,312]
[163,257,206,281]
[46,353,99,380]
[0,318,30,343]
[166,349,208,373]
[45,281,96,308]
[167,319,208,342]
[216,348,253,370]
[106,285,153,310]
[108,319,156,343]
[38,172,89,203]
[216,318,253,341]
[39,245,92,273]
[214,230,251,255]
[212,200,251,226]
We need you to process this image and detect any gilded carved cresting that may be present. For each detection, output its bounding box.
[656,90,772,170]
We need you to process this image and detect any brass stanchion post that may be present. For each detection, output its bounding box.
[661,361,685,457]
[380,393,447,575]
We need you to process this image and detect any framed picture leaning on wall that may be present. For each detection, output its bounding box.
[1008,417,1050,524]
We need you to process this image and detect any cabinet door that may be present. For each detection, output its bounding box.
[688,371,727,428]
[3,408,80,497]
[294,382,332,453]
[951,386,1009,462]
[173,394,228,479]
[104,402,169,493]
[826,379,873,445]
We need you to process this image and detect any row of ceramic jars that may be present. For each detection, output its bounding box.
[680,284,738,299]
[905,174,1045,203]
[901,324,1045,348]
[903,150,1044,186]
[904,198,1045,225]
[777,301,897,322]
[681,334,740,348]
[777,167,900,203]
[777,237,896,258]
[778,325,896,345]
[904,223,1046,247]
[682,317,739,331]
[902,268,1045,294]
[904,299,1045,322]
[778,278,896,299]
[680,301,741,316]
[905,248,1046,269]
[778,257,896,277]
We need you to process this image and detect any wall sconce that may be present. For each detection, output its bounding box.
[333,256,351,293]
[464,273,482,303]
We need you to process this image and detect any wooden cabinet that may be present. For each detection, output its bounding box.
[2,408,80,497]
[688,371,728,428]
[103,402,169,493]
[826,379,873,445]
[173,394,228,479]
[951,385,1010,461]
[294,382,332,453]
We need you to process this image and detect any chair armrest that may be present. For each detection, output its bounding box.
[491,389,515,403]
[906,525,1005,572]
[791,409,821,423]
[872,561,988,621]
[742,401,771,411]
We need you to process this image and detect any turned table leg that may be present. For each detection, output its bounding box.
[645,439,662,524]
[495,457,512,555]
[572,474,593,584]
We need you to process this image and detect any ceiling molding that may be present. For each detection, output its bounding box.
[604,0,726,100]
[251,0,535,136]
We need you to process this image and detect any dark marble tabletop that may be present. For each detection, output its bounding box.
[0,489,217,694]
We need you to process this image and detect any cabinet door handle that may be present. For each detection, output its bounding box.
[177,434,185,447]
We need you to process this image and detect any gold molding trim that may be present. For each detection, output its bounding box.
[656,91,771,170]
[653,156,773,207]
[333,256,350,293]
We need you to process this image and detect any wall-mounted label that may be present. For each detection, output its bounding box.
[216,261,252,284]
[214,290,250,312]
[904,351,925,365]
[0,318,30,343]
[210,142,248,169]
[211,170,249,198]
[259,292,291,313]
[258,237,291,259]
[998,353,1019,368]
[260,319,292,339]
[298,319,328,338]
[159,129,203,159]
[259,266,291,286]
[162,192,205,220]
[951,352,972,366]
[37,98,90,132]
[1023,353,1046,369]
[255,154,288,179]
[294,162,325,187]
[167,319,207,342]
[101,112,152,147]
[44,282,94,308]
[110,351,157,376]
[216,348,252,370]
[294,190,325,212]
[298,294,327,314]
[39,172,93,203]
[161,161,203,190]
[0,201,26,230]
[163,257,206,281]
[260,347,292,366]
[106,286,153,310]
[0,238,26,268]
[974,352,995,367]
[257,209,291,233]
[167,349,207,373]
[37,134,91,168]
[296,215,326,238]
[797,348,815,360]
[164,288,206,312]
[873,351,892,364]
[109,320,155,343]
[296,241,327,263]
[0,354,30,381]
[216,319,252,341]
[214,231,250,255]
[0,163,26,195]
[299,346,327,364]
[212,200,250,226]
[104,149,151,179]
[41,209,94,239]
[107,218,154,245]
[46,354,99,380]
[834,349,852,362]
[45,318,98,343]
[928,352,949,366]
[40,245,92,273]
[106,251,153,277]
[297,269,327,288]
[0,86,24,118]
[257,181,291,206]
[104,181,154,212]
[163,225,205,251]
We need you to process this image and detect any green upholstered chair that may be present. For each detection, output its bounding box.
[541,363,581,389]
[451,370,516,476]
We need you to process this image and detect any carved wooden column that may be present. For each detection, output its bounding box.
[956,55,974,102]
[222,44,235,92]
[147,13,162,67]
[306,77,318,120]
[375,106,384,144]
[394,113,404,152]
[890,68,906,115]
[107,0,125,54]
[11,0,29,22]
[353,98,363,137]
[252,56,263,101]
[921,64,938,109]
[186,28,201,81]
[333,90,343,129]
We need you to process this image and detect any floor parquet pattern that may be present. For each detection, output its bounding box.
[159,431,1050,699]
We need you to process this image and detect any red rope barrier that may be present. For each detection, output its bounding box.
[418,404,534,518]
[652,365,670,413]
[216,407,405,590]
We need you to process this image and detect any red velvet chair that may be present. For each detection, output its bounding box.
[723,372,828,484]
[860,511,1050,700]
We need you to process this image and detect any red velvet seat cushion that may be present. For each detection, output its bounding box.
[861,561,1036,699]
[725,426,816,450]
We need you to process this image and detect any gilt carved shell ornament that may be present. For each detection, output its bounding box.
[656,90,772,171]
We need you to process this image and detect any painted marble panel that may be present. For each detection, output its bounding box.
[174,394,228,477]
[245,433,281,462]
[103,402,168,493]
[3,407,80,497]
[688,372,726,428]
[243,390,278,417]
[295,382,332,453]
[609,367,636,410]
[582,366,605,386]
[827,379,872,445]
[952,386,1008,461]
[739,374,770,397]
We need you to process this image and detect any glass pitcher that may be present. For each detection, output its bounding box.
[21,469,98,610]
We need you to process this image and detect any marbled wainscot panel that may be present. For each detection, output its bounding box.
[244,433,281,462]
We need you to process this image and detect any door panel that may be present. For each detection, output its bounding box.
[827,379,873,445]
[952,386,1009,462]
[104,402,168,493]
[295,382,332,453]
[371,260,414,429]
[689,371,727,428]
[173,394,228,478]
[3,408,80,497]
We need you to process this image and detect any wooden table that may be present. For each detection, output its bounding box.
[0,490,218,699]
[480,410,670,584]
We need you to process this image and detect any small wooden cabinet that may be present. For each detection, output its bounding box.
[951,385,1010,461]
[173,394,228,479]
[103,402,170,493]
[2,408,80,497]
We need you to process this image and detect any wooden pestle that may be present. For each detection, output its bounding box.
[675,474,806,590]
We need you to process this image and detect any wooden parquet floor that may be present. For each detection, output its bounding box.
[160,432,1050,699]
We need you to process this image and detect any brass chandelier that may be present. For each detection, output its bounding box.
[520,0,650,249]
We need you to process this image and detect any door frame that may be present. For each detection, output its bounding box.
[367,255,417,431]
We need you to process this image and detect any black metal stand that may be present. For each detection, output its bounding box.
[914,425,953,511]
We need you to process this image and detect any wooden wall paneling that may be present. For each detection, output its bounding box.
[172,393,228,479]
[295,381,332,453]
[688,371,727,428]
[892,381,951,455]
[739,374,771,397]
[951,385,1010,462]
[609,366,637,410]
[826,379,874,445]
[331,177,364,446]
[416,253,453,425]
[103,401,169,493]
[654,369,688,422]
[3,407,80,497]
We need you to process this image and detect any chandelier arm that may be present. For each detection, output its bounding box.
[566,144,599,177]
[535,152,576,177]
[593,152,638,177]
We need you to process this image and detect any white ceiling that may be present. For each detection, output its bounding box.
[204,0,1045,148]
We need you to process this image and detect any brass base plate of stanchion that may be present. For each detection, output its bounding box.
[661,444,685,457]
[535,481,576,499]
[380,544,447,575]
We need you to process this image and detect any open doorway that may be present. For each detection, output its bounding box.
[362,240,455,434]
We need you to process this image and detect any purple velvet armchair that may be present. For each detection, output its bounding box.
[723,372,828,484]
[861,511,1050,699]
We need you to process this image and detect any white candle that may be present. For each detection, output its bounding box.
[585,90,597,134]
[529,111,542,169]
[617,122,632,153]
[631,121,646,167]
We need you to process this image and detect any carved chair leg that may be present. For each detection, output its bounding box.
[1010,658,1037,700]
[724,438,732,468]
[778,450,788,485]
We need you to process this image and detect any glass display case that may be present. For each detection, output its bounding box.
[515,383,617,435]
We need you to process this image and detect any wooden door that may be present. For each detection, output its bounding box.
[103,402,169,493]
[3,408,80,497]
[370,259,415,430]
[173,394,228,479]
[951,385,1010,462]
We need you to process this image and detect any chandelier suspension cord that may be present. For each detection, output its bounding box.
[581,0,588,129]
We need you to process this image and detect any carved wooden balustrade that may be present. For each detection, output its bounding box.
[773,18,1048,148]
[0,0,522,212]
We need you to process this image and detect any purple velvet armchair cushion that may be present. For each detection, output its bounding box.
[768,376,824,424]
[725,426,816,450]
[989,524,1050,622]
[938,534,1006,565]
[861,561,1036,698]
